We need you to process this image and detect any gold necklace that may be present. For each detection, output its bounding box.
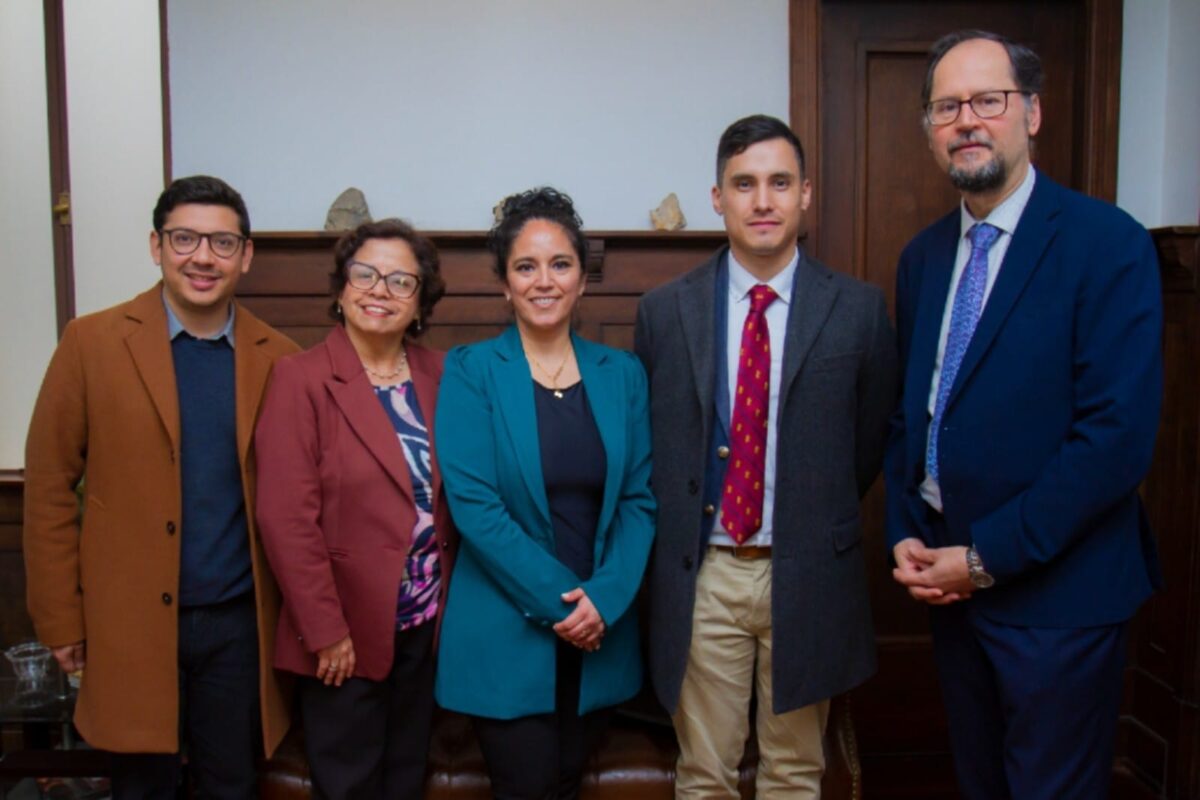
[362,348,408,382]
[525,347,570,399]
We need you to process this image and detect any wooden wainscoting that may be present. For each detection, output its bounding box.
[1121,226,1200,800]
[238,231,728,353]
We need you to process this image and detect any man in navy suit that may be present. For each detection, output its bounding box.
[885,30,1163,800]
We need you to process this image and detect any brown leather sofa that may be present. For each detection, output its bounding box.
[260,694,861,799]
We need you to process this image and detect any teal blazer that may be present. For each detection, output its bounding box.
[434,326,655,719]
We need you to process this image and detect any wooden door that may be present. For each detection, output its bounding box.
[792,1,1125,796]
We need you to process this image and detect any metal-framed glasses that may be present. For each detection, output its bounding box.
[345,261,422,299]
[161,228,246,258]
[925,90,1028,126]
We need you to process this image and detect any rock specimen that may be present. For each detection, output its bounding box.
[324,188,372,231]
[650,193,686,231]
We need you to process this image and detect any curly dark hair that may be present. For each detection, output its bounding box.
[329,218,446,338]
[487,187,587,280]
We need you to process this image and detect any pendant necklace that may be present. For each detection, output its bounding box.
[526,348,570,399]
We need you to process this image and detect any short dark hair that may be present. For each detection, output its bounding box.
[329,218,446,339]
[716,115,806,185]
[152,175,251,237]
[488,187,587,280]
[922,29,1044,107]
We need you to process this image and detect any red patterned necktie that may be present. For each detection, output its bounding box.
[720,284,778,544]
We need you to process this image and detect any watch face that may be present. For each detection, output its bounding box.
[971,572,995,589]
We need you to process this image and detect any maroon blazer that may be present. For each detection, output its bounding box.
[255,325,457,680]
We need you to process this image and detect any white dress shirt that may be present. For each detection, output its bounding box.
[709,248,799,547]
[921,166,1037,511]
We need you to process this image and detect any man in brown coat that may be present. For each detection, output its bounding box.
[23,175,298,799]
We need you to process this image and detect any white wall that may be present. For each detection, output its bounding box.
[0,2,59,468]
[64,0,165,315]
[1160,0,1200,225]
[1117,0,1200,227]
[168,0,790,231]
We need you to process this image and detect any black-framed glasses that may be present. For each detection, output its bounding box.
[925,90,1029,126]
[345,261,422,299]
[161,228,246,258]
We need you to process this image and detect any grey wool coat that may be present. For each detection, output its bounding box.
[633,246,898,714]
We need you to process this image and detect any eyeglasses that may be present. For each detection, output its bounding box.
[161,228,246,258]
[925,90,1028,126]
[345,261,422,299]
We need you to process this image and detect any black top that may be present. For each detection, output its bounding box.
[534,381,606,581]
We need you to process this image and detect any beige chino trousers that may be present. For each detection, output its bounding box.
[672,546,829,799]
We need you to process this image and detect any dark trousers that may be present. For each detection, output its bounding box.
[929,603,1128,800]
[471,642,612,800]
[299,622,436,800]
[110,593,261,800]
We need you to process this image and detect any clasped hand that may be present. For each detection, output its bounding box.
[553,588,605,652]
[891,538,974,605]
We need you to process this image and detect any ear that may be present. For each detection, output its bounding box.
[1025,93,1042,137]
[239,238,254,275]
[149,230,163,265]
[798,178,813,213]
[710,184,723,216]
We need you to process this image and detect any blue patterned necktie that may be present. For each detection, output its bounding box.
[926,222,1002,483]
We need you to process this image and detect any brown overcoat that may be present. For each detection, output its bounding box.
[23,284,299,755]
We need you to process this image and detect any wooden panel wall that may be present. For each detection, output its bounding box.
[1123,226,1200,800]
[239,231,727,354]
[0,471,36,651]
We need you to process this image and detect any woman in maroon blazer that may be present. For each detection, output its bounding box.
[255,218,456,799]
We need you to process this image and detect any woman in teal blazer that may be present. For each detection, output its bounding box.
[434,188,655,799]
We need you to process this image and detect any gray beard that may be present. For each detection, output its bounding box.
[949,152,1007,193]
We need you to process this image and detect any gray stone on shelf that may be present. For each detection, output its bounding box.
[324,188,372,231]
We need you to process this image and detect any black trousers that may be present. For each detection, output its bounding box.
[110,593,261,800]
[299,622,437,800]
[471,642,613,800]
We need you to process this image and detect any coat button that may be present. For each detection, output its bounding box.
[703,504,715,515]
[166,521,176,535]
[717,446,730,459]
[161,593,173,605]
[682,555,694,570]
[440,540,449,550]
[687,479,699,495]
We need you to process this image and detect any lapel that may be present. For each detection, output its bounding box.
[780,251,837,401]
[323,325,415,504]
[407,343,444,512]
[490,326,552,531]
[232,303,277,465]
[575,334,624,551]
[946,174,1060,409]
[122,285,180,454]
[677,250,723,429]
[907,211,960,420]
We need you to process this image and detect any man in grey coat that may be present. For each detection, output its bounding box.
[634,114,897,798]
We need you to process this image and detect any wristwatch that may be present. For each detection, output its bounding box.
[965,545,995,589]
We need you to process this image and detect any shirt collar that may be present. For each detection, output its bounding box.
[162,291,236,348]
[959,164,1037,238]
[728,246,798,306]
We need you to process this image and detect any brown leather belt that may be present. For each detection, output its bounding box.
[710,544,772,560]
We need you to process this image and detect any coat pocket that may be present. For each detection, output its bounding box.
[830,515,862,554]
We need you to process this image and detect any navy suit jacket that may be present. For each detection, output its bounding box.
[885,172,1164,627]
